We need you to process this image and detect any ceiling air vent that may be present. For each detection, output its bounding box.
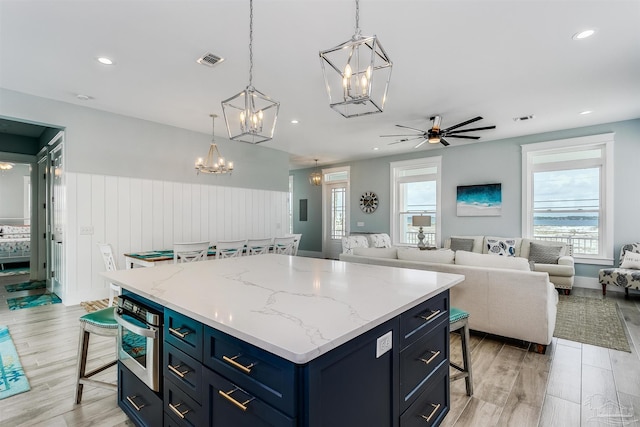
[513,115,535,122]
[196,52,224,68]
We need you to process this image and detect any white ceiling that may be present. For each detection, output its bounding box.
[1,0,639,169]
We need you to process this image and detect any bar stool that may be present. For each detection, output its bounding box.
[449,307,473,396]
[74,306,118,403]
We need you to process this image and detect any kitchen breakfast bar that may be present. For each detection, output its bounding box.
[102,254,464,427]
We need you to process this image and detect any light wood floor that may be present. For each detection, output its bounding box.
[0,274,638,426]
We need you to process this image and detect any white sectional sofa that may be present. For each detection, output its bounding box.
[339,245,559,352]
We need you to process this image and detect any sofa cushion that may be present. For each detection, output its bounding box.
[484,237,520,257]
[450,238,474,252]
[529,242,563,264]
[397,248,455,264]
[341,235,369,254]
[367,233,392,248]
[455,250,531,271]
[352,247,398,259]
[620,251,640,269]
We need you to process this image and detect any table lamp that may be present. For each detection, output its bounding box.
[412,215,432,249]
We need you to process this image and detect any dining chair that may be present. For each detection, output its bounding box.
[173,241,210,263]
[273,236,296,255]
[97,243,121,307]
[246,238,273,255]
[286,233,302,256]
[216,239,247,259]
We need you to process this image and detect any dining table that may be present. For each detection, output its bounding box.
[123,248,217,269]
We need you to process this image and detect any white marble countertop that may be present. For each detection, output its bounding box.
[102,254,464,364]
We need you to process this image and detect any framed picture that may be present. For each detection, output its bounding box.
[457,183,502,216]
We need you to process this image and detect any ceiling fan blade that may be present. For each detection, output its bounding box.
[446,135,481,140]
[380,134,424,137]
[387,136,424,145]
[446,125,496,134]
[395,124,427,133]
[414,139,428,148]
[440,138,450,147]
[441,116,483,132]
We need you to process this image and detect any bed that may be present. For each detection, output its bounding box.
[0,224,31,269]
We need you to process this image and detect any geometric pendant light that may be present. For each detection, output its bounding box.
[308,159,322,186]
[319,0,393,118]
[222,0,280,144]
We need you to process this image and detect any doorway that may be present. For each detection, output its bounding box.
[322,167,350,259]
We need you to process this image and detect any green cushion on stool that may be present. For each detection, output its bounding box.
[450,307,469,324]
[80,307,118,329]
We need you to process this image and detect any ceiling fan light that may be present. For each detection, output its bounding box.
[428,135,440,144]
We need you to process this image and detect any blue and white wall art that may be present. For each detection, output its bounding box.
[456,183,502,216]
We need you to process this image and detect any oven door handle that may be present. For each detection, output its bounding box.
[115,310,159,339]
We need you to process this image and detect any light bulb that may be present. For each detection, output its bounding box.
[366,66,372,79]
[219,157,225,165]
[196,158,203,167]
[258,110,264,120]
[361,75,368,95]
[344,64,352,79]
[228,161,234,170]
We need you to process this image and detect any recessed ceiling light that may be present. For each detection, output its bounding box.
[373,147,379,151]
[291,119,299,124]
[76,94,92,101]
[97,57,114,65]
[580,110,593,115]
[572,29,596,40]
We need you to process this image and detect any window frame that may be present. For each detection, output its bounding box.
[521,133,614,265]
[389,156,442,247]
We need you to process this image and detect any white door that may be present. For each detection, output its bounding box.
[49,143,64,297]
[322,168,350,259]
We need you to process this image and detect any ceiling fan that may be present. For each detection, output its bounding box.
[381,115,496,148]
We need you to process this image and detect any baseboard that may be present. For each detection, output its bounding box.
[573,275,625,293]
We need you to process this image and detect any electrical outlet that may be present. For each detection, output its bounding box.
[376,331,393,358]
[79,226,94,235]
[357,221,364,227]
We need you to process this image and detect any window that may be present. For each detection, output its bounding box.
[522,134,614,264]
[390,157,442,246]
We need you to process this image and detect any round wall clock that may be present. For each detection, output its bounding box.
[359,191,379,213]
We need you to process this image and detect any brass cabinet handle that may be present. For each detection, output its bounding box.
[168,402,190,419]
[126,395,145,411]
[167,363,190,378]
[168,327,191,339]
[420,403,441,422]
[419,309,441,322]
[218,387,255,412]
[222,354,255,374]
[418,350,441,365]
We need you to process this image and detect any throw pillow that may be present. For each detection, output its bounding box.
[486,238,517,256]
[450,238,474,252]
[620,251,640,269]
[528,242,563,264]
[368,233,392,248]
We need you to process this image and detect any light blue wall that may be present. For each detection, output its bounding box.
[292,118,640,279]
[0,88,289,192]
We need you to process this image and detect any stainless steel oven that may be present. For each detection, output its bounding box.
[115,295,163,392]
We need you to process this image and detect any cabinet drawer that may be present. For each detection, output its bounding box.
[165,309,203,361]
[118,363,163,427]
[399,319,449,412]
[204,368,295,427]
[164,343,202,402]
[204,327,297,417]
[400,364,449,427]
[400,290,449,349]
[164,378,203,427]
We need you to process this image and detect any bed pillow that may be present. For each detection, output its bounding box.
[528,242,563,264]
[620,251,640,269]
[449,238,474,252]
[397,248,455,264]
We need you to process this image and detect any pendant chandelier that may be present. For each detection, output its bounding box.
[309,159,322,186]
[195,114,234,175]
[222,0,280,144]
[319,0,393,118]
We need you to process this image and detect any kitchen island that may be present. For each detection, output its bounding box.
[103,254,464,427]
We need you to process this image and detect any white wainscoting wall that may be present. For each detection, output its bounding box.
[64,172,289,305]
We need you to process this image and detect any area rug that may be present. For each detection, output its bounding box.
[80,298,114,313]
[7,293,62,311]
[0,267,29,277]
[554,295,631,352]
[0,326,30,399]
[4,281,46,293]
